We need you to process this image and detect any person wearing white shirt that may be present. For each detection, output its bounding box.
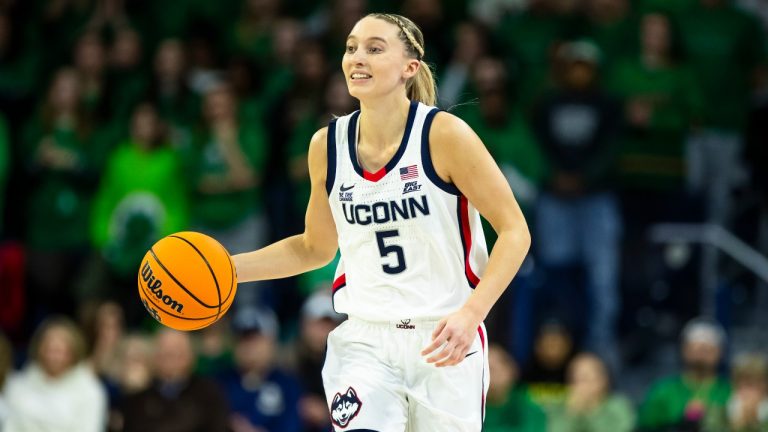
[4,316,107,432]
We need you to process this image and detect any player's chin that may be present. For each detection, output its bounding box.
[347,82,377,99]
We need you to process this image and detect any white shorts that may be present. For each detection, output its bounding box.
[322,317,490,431]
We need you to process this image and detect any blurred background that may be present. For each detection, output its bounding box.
[0,0,767,431]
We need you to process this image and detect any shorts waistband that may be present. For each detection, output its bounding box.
[347,316,442,330]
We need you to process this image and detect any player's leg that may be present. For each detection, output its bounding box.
[404,323,489,432]
[323,319,408,431]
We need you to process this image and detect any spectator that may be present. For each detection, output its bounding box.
[607,11,702,192]
[218,306,303,432]
[583,0,637,69]
[89,102,188,313]
[548,353,635,432]
[638,318,731,431]
[523,322,576,411]
[438,21,489,108]
[108,27,147,120]
[4,316,107,432]
[195,320,235,378]
[23,67,99,317]
[454,57,546,214]
[705,353,768,432]
[0,332,12,428]
[283,290,345,432]
[104,333,153,432]
[146,38,198,149]
[82,300,125,378]
[485,343,547,432]
[532,39,623,372]
[494,0,583,108]
[681,0,766,226]
[227,0,282,63]
[120,328,228,432]
[187,82,268,308]
[73,31,113,128]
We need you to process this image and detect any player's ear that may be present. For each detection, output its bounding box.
[402,58,420,80]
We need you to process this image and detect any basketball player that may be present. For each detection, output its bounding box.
[233,13,531,431]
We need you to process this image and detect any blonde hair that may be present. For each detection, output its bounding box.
[28,316,87,369]
[367,13,437,106]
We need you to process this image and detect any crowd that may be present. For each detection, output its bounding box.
[0,0,767,430]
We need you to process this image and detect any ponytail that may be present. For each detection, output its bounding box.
[408,60,437,106]
[368,13,439,107]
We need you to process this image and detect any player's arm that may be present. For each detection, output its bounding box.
[422,111,531,366]
[232,128,339,283]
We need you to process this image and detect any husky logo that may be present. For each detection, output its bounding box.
[141,261,184,313]
[141,298,162,322]
[331,387,362,428]
[402,181,422,194]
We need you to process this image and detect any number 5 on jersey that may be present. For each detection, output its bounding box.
[375,230,406,274]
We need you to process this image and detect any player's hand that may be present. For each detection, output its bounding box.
[421,307,481,367]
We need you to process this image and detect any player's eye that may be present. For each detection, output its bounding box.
[345,45,355,54]
[368,46,383,54]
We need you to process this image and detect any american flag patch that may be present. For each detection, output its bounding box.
[400,165,419,180]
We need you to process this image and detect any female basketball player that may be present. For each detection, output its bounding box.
[233,13,531,431]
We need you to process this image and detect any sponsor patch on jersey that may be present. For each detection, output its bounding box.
[395,319,416,330]
[402,181,422,194]
[331,387,362,428]
[339,183,355,202]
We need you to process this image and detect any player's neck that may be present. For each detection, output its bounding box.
[358,95,412,151]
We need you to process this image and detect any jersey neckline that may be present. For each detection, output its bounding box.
[347,100,418,182]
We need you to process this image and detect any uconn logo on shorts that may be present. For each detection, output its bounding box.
[331,387,362,428]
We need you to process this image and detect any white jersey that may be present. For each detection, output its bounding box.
[326,101,488,321]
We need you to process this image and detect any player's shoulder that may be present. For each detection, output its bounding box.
[429,110,477,144]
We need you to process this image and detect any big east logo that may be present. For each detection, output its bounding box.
[331,387,362,428]
[140,261,184,313]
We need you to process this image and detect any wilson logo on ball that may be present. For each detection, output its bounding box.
[141,261,184,313]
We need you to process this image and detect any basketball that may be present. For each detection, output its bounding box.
[137,231,237,331]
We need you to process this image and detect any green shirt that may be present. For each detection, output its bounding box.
[496,11,582,108]
[607,58,703,190]
[91,141,189,275]
[485,385,547,432]
[638,374,731,431]
[188,125,268,229]
[678,4,766,130]
[548,395,636,432]
[23,119,100,250]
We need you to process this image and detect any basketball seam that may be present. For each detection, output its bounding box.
[138,275,217,320]
[169,235,223,322]
[149,249,217,308]
[214,241,236,305]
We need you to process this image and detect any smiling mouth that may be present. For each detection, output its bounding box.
[350,73,372,80]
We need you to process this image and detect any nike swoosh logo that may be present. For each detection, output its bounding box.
[340,184,355,192]
[465,351,478,358]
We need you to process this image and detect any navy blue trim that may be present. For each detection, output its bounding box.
[421,108,461,195]
[456,196,477,289]
[326,119,338,195]
[348,100,418,181]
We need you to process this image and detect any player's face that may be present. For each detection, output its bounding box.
[342,17,419,101]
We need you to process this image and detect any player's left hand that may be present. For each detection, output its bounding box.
[421,307,481,367]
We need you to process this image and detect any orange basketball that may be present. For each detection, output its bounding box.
[137,231,237,331]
